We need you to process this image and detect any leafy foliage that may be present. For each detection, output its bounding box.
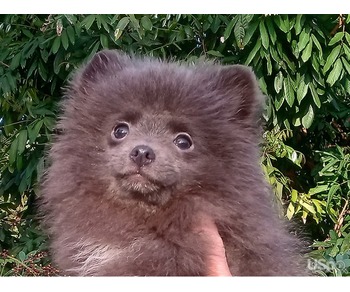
[0,14,349,276]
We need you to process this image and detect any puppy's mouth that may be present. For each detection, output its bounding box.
[119,170,162,194]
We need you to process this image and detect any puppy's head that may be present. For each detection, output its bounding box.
[57,50,263,206]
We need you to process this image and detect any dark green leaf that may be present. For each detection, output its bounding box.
[242,20,259,47]
[51,37,61,54]
[206,50,224,57]
[265,19,277,44]
[17,130,27,155]
[259,21,269,50]
[67,26,75,45]
[38,60,48,81]
[244,39,261,65]
[9,137,18,165]
[28,120,44,143]
[82,15,96,30]
[100,34,109,49]
[10,53,21,70]
[223,17,236,41]
[61,30,69,50]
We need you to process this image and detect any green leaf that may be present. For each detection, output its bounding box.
[244,39,261,65]
[344,44,350,59]
[296,78,308,104]
[100,34,109,49]
[323,45,341,74]
[10,53,21,70]
[38,60,48,81]
[302,105,314,129]
[326,58,343,86]
[301,38,313,62]
[299,200,317,215]
[61,30,69,50]
[274,93,284,110]
[286,203,295,220]
[82,15,96,30]
[294,15,303,35]
[309,82,321,108]
[114,17,130,40]
[345,32,350,45]
[341,57,350,75]
[298,29,310,52]
[18,251,26,262]
[283,76,295,107]
[326,184,340,209]
[265,18,276,44]
[9,137,18,165]
[66,26,75,45]
[141,16,152,31]
[242,20,259,47]
[51,37,61,54]
[274,71,283,94]
[129,14,140,29]
[259,21,269,50]
[206,50,224,57]
[311,34,323,59]
[117,16,130,30]
[328,32,344,46]
[274,15,288,33]
[17,130,27,155]
[28,120,44,143]
[223,18,236,41]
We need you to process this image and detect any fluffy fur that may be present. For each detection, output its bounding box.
[40,50,308,276]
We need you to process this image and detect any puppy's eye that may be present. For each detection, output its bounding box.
[174,133,193,150]
[112,123,129,140]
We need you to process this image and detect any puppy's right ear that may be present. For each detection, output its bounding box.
[80,50,130,84]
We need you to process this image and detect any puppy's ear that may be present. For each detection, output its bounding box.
[215,65,264,123]
[80,50,131,84]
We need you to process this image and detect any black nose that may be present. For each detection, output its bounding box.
[129,145,156,167]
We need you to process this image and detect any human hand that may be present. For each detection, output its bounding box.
[196,215,232,276]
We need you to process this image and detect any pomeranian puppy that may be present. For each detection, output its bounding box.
[40,50,308,276]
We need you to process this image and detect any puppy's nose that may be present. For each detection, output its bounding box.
[129,145,156,167]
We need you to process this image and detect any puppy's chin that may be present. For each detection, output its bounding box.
[110,173,173,206]
[120,173,161,194]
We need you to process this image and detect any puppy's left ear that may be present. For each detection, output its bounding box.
[215,65,264,123]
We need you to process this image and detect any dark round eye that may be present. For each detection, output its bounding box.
[174,133,193,150]
[112,123,129,140]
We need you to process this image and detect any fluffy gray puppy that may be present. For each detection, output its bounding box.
[40,50,308,276]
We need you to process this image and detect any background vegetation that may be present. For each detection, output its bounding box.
[0,14,349,276]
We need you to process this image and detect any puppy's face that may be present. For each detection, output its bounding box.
[62,50,262,206]
[104,111,200,205]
